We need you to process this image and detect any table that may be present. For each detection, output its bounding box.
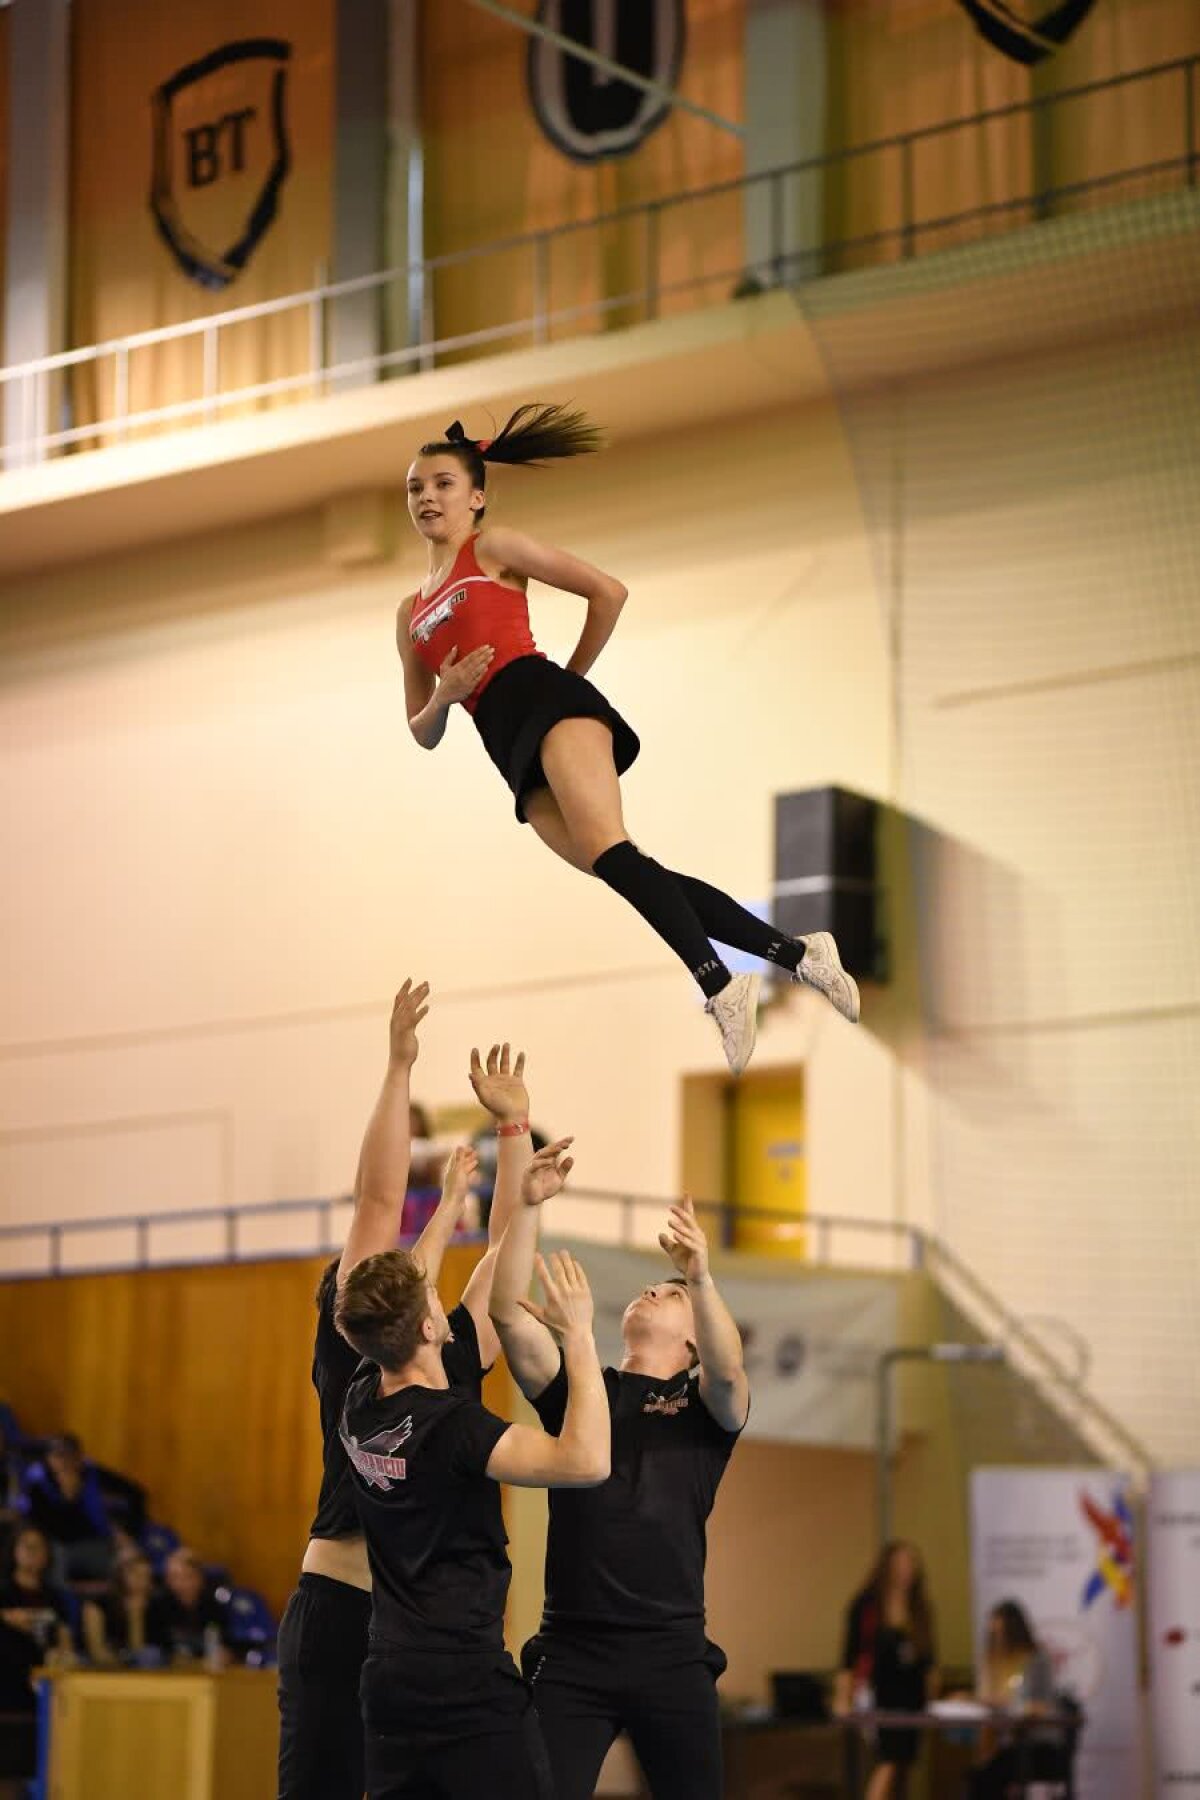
[842,1706,1076,1800]
[34,1666,279,1800]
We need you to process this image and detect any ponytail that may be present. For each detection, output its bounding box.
[419,403,603,522]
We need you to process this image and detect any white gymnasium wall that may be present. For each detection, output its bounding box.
[3,239,1197,1471]
[0,405,899,1265]
[804,221,1200,1465]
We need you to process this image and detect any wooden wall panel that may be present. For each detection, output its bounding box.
[0,1245,509,1616]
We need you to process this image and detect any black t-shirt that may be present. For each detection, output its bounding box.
[309,1275,487,1541]
[102,1591,174,1657]
[340,1368,511,1653]
[162,1589,230,1659]
[532,1361,742,1635]
[0,1579,71,1707]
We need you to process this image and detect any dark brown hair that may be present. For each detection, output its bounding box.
[418,403,604,523]
[335,1249,431,1372]
[989,1598,1038,1656]
[860,1539,935,1661]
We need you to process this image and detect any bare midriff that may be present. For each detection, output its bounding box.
[301,1533,371,1592]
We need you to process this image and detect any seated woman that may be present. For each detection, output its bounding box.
[0,1524,75,1724]
[83,1548,173,1667]
[968,1600,1072,1797]
[161,1547,232,1666]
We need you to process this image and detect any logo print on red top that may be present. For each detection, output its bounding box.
[412,588,468,647]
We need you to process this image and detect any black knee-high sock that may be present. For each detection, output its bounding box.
[592,842,731,999]
[667,871,805,973]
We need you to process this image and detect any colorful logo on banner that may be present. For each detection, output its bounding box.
[150,39,292,290]
[954,0,1098,66]
[527,0,685,165]
[1080,1487,1134,1610]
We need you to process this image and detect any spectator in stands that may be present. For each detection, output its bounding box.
[0,1420,20,1528]
[968,1600,1072,1796]
[835,1540,938,1800]
[0,1524,75,1704]
[400,1102,446,1235]
[161,1547,231,1666]
[82,1548,173,1668]
[21,1433,115,1581]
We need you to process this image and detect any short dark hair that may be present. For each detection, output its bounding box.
[335,1250,430,1372]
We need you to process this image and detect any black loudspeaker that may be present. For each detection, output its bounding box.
[772,787,883,982]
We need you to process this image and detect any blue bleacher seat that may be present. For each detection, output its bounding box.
[223,1586,275,1649]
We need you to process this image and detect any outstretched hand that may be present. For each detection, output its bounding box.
[389,980,430,1069]
[518,1250,594,1342]
[658,1195,710,1282]
[519,1138,574,1209]
[439,1146,479,1217]
[438,644,494,705]
[469,1043,529,1124]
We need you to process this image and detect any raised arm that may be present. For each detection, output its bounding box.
[338,980,429,1285]
[489,1138,575,1400]
[476,526,627,679]
[411,1146,478,1286]
[457,1043,536,1366]
[486,1251,609,1488]
[659,1196,749,1432]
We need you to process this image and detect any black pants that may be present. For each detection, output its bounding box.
[522,1628,727,1800]
[276,1573,371,1800]
[361,1646,554,1800]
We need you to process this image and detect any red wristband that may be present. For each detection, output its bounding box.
[496,1118,530,1139]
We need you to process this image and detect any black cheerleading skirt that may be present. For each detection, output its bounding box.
[471,655,641,823]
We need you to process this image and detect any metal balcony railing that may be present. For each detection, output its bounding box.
[0,55,1194,465]
[0,1185,1154,1477]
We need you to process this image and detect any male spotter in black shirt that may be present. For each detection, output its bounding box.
[337,1142,611,1800]
[275,990,537,1800]
[489,1188,749,1800]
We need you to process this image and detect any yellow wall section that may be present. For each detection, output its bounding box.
[730,1065,807,1257]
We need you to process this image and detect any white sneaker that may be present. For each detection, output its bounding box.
[705,972,761,1075]
[793,932,860,1023]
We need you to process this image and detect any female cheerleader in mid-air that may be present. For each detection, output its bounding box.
[396,405,859,1074]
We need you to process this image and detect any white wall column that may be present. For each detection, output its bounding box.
[3,0,71,466]
[744,0,827,288]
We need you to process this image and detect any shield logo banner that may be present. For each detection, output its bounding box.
[150,38,292,290]
[954,0,1098,65]
[527,0,686,165]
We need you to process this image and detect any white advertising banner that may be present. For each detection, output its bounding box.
[970,1468,1141,1800]
[544,1236,899,1450]
[1148,1470,1200,1796]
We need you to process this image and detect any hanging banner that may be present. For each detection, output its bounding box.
[545,1236,898,1450]
[527,0,685,165]
[70,0,333,437]
[954,0,1098,67]
[1148,1470,1200,1796]
[970,1468,1141,1800]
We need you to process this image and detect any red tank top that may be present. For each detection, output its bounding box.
[408,536,544,715]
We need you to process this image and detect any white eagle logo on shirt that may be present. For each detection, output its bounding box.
[341,1416,413,1491]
